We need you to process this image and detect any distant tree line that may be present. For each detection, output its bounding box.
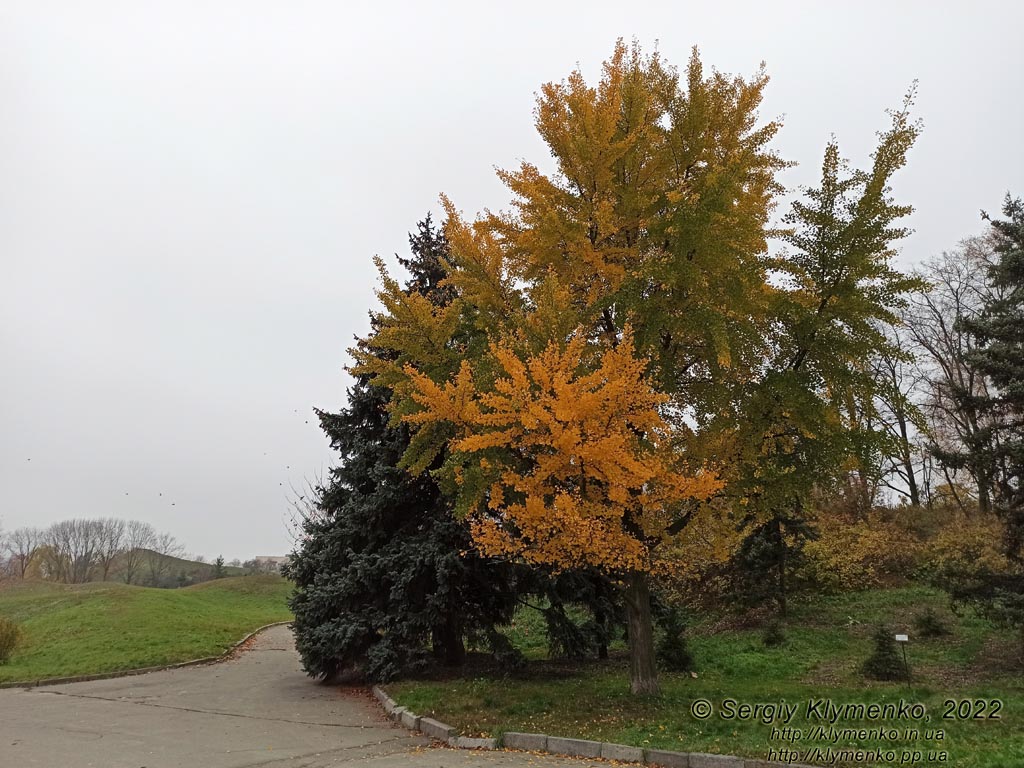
[0,518,199,588]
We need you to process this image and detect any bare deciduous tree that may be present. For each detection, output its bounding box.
[871,322,930,506]
[121,520,156,585]
[4,527,43,579]
[145,532,184,586]
[907,236,1009,513]
[43,519,103,583]
[94,518,126,581]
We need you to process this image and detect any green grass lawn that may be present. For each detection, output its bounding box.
[0,575,292,683]
[388,586,1024,767]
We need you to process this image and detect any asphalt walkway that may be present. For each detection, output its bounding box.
[0,625,600,768]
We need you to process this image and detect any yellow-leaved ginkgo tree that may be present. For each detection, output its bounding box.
[403,331,722,693]
[356,40,791,695]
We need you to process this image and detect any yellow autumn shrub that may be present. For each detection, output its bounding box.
[802,510,924,591]
[918,512,1009,579]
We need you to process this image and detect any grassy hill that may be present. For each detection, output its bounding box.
[0,575,292,683]
[106,549,248,586]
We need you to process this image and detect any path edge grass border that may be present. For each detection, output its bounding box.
[372,685,820,768]
[0,620,292,690]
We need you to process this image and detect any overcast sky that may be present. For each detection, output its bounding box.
[1,2,1021,561]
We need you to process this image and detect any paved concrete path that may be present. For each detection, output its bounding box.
[0,625,601,768]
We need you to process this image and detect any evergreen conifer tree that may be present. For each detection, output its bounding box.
[286,216,521,681]
[862,625,909,681]
[947,195,1024,651]
[964,196,1024,553]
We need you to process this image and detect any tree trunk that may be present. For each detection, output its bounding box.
[776,513,790,618]
[978,481,992,516]
[906,464,921,507]
[896,410,920,507]
[595,602,610,660]
[777,564,787,616]
[432,611,466,667]
[624,570,660,696]
[777,528,788,618]
[941,464,970,515]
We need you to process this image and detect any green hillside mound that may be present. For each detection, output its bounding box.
[184,573,284,594]
[105,549,247,586]
[0,575,292,683]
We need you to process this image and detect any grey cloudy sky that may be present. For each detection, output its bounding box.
[2,1,1021,561]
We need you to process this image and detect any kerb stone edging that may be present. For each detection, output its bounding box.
[373,685,819,768]
[0,620,293,690]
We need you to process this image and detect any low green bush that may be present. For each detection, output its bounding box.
[913,606,951,638]
[0,617,23,664]
[762,619,786,647]
[657,608,694,672]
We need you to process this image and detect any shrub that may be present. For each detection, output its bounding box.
[913,606,950,638]
[657,608,694,672]
[762,620,786,647]
[803,511,922,591]
[862,625,909,681]
[918,513,1008,581]
[0,617,23,664]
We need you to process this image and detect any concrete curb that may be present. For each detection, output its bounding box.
[0,620,293,690]
[374,685,819,767]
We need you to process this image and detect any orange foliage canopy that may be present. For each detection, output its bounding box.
[403,330,722,572]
